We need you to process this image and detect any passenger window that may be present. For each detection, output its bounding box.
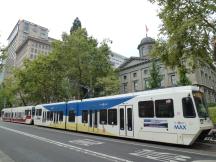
[47,111,50,121]
[82,110,88,123]
[182,97,196,118]
[68,110,75,122]
[120,109,124,130]
[59,111,63,121]
[108,109,117,125]
[155,99,174,118]
[32,107,35,116]
[138,101,154,117]
[100,109,107,124]
[36,109,42,116]
[50,112,53,121]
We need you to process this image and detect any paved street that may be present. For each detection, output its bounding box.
[0,121,216,162]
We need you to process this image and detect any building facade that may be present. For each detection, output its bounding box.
[119,36,216,103]
[16,36,53,68]
[109,52,127,68]
[4,20,52,77]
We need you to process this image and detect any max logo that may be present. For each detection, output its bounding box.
[174,122,186,130]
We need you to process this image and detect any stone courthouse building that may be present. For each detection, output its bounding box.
[119,36,216,103]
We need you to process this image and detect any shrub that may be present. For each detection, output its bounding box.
[208,106,216,125]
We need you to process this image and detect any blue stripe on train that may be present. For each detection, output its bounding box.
[43,96,135,116]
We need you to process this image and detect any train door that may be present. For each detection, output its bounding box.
[119,105,134,137]
[88,110,98,133]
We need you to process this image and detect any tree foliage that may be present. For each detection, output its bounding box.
[148,60,162,89]
[177,66,192,86]
[70,17,82,34]
[149,0,216,72]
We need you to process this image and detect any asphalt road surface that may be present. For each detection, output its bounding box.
[0,121,216,162]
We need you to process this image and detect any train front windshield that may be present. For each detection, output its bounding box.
[193,91,209,118]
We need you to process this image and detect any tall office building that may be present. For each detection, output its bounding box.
[4,20,53,77]
[109,52,127,68]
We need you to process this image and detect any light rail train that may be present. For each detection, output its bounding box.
[1,86,214,145]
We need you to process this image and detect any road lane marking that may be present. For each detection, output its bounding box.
[0,126,132,162]
[2,122,216,158]
[69,139,104,146]
[130,149,191,162]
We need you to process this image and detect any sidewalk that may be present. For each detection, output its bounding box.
[0,150,14,162]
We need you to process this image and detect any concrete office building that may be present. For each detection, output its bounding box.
[109,52,127,68]
[119,36,216,103]
[4,20,52,77]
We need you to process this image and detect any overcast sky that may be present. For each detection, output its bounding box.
[0,0,161,58]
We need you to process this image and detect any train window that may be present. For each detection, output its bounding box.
[68,110,75,122]
[32,107,35,116]
[59,111,63,121]
[94,110,98,127]
[1,111,4,117]
[36,109,42,116]
[182,97,196,118]
[82,110,88,123]
[25,110,31,116]
[155,99,174,118]
[127,108,133,131]
[47,111,50,121]
[138,101,154,117]
[50,111,53,121]
[89,110,93,127]
[120,109,124,130]
[100,109,107,124]
[108,109,117,125]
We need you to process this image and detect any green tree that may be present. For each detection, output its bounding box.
[70,17,82,34]
[14,52,69,104]
[0,76,18,109]
[95,69,120,96]
[149,0,216,80]
[177,66,191,86]
[148,60,162,89]
[60,28,114,99]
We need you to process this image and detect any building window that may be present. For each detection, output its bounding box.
[143,68,148,75]
[144,78,149,89]
[33,27,37,33]
[159,66,163,73]
[133,80,138,91]
[123,83,128,93]
[133,73,137,77]
[30,53,34,59]
[138,100,154,117]
[160,75,165,87]
[24,22,29,33]
[123,75,127,80]
[170,74,176,85]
